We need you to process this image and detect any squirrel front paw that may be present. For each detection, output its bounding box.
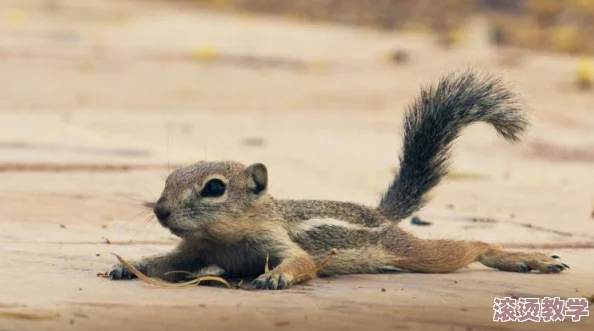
[107,262,142,280]
[252,271,294,290]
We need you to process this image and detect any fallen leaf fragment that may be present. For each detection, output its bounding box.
[291,248,337,284]
[112,253,231,288]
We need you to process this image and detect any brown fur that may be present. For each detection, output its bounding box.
[108,70,569,289]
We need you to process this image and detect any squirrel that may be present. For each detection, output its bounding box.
[108,70,569,289]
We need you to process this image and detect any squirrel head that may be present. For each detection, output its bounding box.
[153,161,271,238]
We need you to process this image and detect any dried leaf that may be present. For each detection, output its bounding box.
[291,248,337,284]
[111,253,231,288]
[314,248,338,273]
[195,276,233,288]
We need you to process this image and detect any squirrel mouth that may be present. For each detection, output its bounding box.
[168,227,191,238]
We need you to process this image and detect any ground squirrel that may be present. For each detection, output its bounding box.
[108,70,569,289]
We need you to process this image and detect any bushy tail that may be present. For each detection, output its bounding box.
[378,70,528,221]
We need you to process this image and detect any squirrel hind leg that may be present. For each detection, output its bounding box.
[317,240,490,275]
[391,240,492,273]
[380,227,569,274]
[380,228,493,273]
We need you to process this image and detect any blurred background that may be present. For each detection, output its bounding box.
[1,0,594,236]
[2,0,594,112]
[1,0,593,232]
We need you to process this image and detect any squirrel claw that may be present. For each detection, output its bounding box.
[252,272,292,290]
[107,264,137,280]
[518,254,570,274]
[517,263,531,273]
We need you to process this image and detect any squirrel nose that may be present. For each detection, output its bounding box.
[153,200,171,224]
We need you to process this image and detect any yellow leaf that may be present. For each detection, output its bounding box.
[190,46,220,62]
[576,56,593,87]
[306,60,328,73]
[3,8,26,26]
[77,60,94,72]
[551,26,579,53]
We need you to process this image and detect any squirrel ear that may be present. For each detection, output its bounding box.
[246,163,267,194]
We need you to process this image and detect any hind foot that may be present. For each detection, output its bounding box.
[478,250,569,274]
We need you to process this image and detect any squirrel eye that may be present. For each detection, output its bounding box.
[201,179,226,198]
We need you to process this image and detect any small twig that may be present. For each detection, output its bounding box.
[111,253,231,288]
[193,276,233,288]
[264,252,270,273]
[291,248,338,285]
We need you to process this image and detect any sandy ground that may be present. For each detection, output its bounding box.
[0,0,593,330]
